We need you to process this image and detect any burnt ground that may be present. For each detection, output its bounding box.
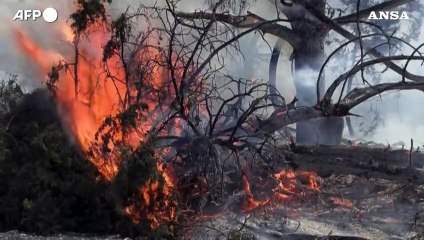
[1,145,424,240]
[1,181,423,240]
[0,232,125,240]
[187,173,424,240]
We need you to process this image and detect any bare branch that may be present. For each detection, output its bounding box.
[334,0,415,23]
[300,0,424,82]
[175,11,301,48]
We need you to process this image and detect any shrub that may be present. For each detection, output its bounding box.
[0,79,177,237]
[0,88,115,234]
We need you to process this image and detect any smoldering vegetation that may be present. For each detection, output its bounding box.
[0,0,424,239]
[2,0,424,146]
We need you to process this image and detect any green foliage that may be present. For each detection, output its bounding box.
[70,0,112,34]
[0,81,176,237]
[103,13,131,62]
[114,139,159,200]
[0,74,24,117]
[112,139,165,235]
[0,89,115,235]
[93,102,149,154]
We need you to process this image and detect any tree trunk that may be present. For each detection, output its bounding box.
[290,1,344,145]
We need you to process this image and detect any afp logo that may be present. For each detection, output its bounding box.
[368,11,410,20]
[13,8,58,23]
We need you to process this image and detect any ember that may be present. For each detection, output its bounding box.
[273,169,320,200]
[12,4,325,229]
[241,175,269,212]
[328,197,354,209]
[4,0,424,239]
[13,20,177,227]
[240,168,321,212]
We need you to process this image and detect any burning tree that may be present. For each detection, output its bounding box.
[11,0,424,237]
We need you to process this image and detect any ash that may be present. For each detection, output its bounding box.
[188,174,424,240]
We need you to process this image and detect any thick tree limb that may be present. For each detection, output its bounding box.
[258,81,424,134]
[149,3,424,150]
[323,55,424,104]
[175,11,301,48]
[341,81,424,109]
[284,144,424,184]
[194,79,424,146]
[177,1,424,83]
[299,0,424,82]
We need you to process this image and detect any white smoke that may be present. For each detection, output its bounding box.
[1,0,424,146]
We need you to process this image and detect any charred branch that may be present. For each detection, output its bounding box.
[174,11,301,48]
[285,144,424,184]
[299,0,424,82]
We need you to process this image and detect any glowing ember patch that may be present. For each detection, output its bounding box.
[241,175,269,212]
[296,171,321,191]
[241,168,321,212]
[273,168,321,194]
[328,197,354,209]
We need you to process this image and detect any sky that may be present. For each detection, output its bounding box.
[1,0,424,146]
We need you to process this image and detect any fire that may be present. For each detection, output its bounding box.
[13,20,176,227]
[242,168,321,212]
[273,168,320,201]
[14,28,64,76]
[241,175,269,212]
[60,24,75,43]
[328,197,353,209]
[125,162,176,228]
[13,5,322,226]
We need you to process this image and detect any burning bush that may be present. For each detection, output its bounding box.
[8,0,424,238]
[112,140,179,236]
[9,1,324,231]
[0,87,115,234]
[0,77,179,237]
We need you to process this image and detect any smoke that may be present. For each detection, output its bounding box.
[320,1,424,147]
[1,0,424,146]
[1,0,73,88]
[327,18,424,147]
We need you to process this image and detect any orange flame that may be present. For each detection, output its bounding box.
[13,21,176,227]
[241,175,269,212]
[125,162,176,228]
[328,197,353,209]
[242,168,321,212]
[13,12,322,224]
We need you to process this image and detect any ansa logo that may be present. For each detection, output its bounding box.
[368,11,410,20]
